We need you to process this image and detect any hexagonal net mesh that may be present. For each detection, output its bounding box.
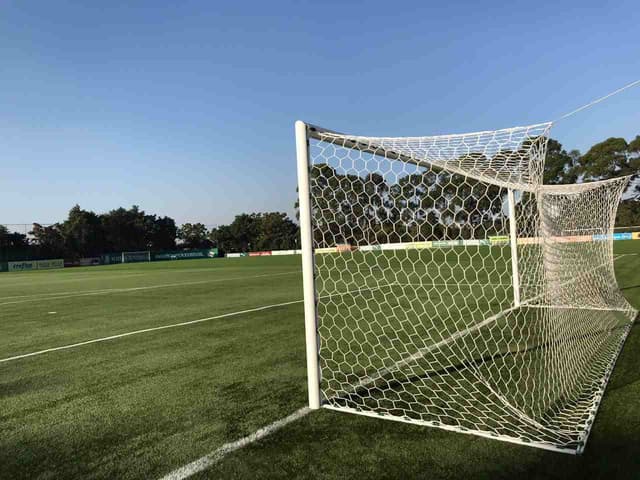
[300,122,636,454]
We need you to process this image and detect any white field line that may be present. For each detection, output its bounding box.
[158,407,311,480]
[0,271,301,306]
[0,266,277,298]
[0,299,304,364]
[0,272,149,288]
[0,284,391,364]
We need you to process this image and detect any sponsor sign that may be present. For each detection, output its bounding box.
[8,260,36,272]
[36,259,64,270]
[316,247,338,254]
[226,253,244,258]
[432,240,462,248]
[489,236,509,245]
[633,232,640,240]
[571,235,592,243]
[8,259,64,272]
[248,251,272,257]
[271,249,300,256]
[66,257,101,267]
[380,243,407,251]
[613,232,633,241]
[154,249,217,261]
[517,237,541,245]
[102,253,122,264]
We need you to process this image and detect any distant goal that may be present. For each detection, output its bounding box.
[295,120,636,454]
[122,251,151,263]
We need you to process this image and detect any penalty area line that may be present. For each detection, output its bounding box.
[158,407,311,480]
[0,299,303,364]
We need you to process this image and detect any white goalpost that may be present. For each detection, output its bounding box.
[121,251,151,263]
[295,120,636,454]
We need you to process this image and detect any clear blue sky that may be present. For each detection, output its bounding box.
[1,0,639,227]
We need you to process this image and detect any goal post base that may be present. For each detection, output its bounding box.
[322,404,581,455]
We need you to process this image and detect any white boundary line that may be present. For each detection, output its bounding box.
[0,285,391,364]
[158,407,311,480]
[0,271,301,306]
[0,299,303,364]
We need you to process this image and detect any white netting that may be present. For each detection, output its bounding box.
[302,123,636,453]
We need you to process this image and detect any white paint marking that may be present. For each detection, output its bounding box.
[0,284,390,364]
[47,312,57,315]
[158,407,311,480]
[0,271,301,306]
[0,299,303,364]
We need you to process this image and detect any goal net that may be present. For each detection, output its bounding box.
[295,121,636,454]
[122,251,151,263]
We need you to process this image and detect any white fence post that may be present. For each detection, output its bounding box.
[295,120,321,409]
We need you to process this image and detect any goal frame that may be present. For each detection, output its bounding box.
[294,119,635,454]
[295,120,524,409]
[121,250,151,263]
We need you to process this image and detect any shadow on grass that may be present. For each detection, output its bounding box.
[201,324,640,480]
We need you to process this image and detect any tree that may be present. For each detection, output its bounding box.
[209,212,299,253]
[30,223,66,259]
[0,225,30,261]
[145,215,177,251]
[101,205,148,252]
[229,214,261,252]
[62,205,106,258]
[577,137,631,180]
[543,139,580,185]
[178,223,211,249]
[256,212,299,250]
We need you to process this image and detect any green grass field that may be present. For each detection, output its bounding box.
[1,243,639,479]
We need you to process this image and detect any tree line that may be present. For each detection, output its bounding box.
[307,133,640,247]
[1,132,638,262]
[0,206,299,261]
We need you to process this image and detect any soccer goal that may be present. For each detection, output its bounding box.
[122,251,151,263]
[295,120,636,454]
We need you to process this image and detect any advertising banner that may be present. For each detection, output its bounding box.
[248,251,272,257]
[8,260,36,272]
[7,259,64,272]
[613,232,633,241]
[271,250,300,256]
[36,259,64,270]
[432,240,462,248]
[489,236,509,245]
[316,247,338,254]
[153,249,218,261]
